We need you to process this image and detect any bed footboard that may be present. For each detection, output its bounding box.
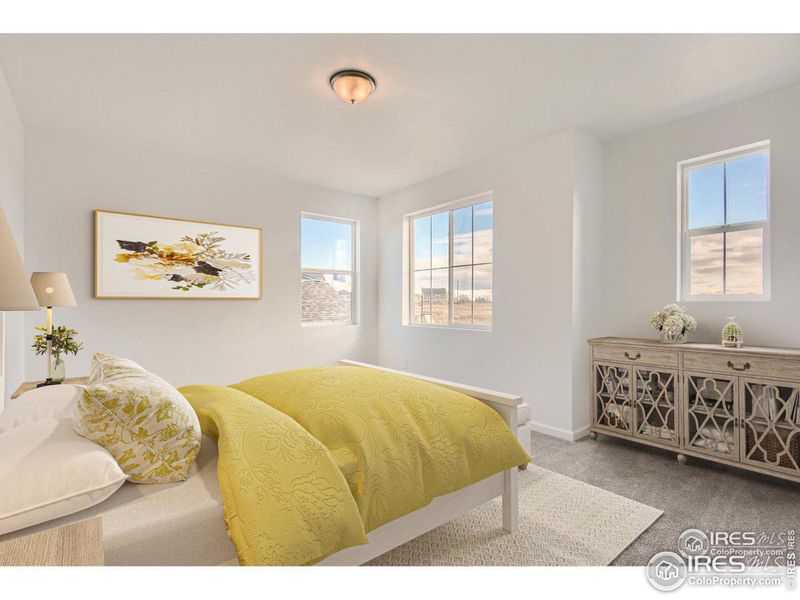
[337,360,522,536]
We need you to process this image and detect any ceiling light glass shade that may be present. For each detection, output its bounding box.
[329,70,376,104]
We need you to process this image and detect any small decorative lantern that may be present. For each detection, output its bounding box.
[722,316,743,348]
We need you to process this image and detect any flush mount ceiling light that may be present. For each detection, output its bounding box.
[329,69,376,105]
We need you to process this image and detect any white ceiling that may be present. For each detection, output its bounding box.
[1,34,799,197]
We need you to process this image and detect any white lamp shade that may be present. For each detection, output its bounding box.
[0,205,39,310]
[30,272,77,308]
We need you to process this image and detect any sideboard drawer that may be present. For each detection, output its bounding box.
[592,344,679,367]
[683,352,800,379]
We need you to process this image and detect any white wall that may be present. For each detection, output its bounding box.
[377,129,599,438]
[23,129,378,386]
[603,83,800,347]
[571,131,605,434]
[0,66,26,406]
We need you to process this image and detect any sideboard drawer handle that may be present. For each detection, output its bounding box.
[727,360,751,372]
[624,352,641,360]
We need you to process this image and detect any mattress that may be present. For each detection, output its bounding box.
[0,434,237,566]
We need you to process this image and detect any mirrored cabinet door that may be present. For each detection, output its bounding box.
[633,368,679,446]
[740,379,800,476]
[593,363,633,435]
[684,372,739,460]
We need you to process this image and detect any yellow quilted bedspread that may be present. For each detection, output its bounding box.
[179,384,368,565]
[181,366,530,565]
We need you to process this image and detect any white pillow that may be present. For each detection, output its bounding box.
[0,384,85,435]
[0,418,128,536]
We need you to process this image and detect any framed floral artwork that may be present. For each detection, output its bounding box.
[95,210,262,299]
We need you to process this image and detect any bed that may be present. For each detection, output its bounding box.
[0,360,530,566]
[318,361,527,566]
[0,432,236,565]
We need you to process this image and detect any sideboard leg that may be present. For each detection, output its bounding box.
[589,431,597,440]
[677,453,688,465]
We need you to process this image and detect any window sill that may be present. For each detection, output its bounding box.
[402,323,492,333]
[680,294,771,303]
[302,322,357,328]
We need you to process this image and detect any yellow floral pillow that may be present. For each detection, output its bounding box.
[73,353,201,484]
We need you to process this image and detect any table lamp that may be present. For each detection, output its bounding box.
[30,272,77,387]
[0,207,39,311]
[0,205,38,404]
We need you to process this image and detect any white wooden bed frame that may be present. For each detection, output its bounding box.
[317,360,524,566]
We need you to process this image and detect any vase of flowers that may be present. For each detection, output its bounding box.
[32,325,83,383]
[650,304,697,344]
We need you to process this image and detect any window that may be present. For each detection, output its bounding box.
[405,193,493,329]
[679,142,769,300]
[301,214,356,325]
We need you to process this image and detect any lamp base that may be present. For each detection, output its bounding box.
[36,378,61,388]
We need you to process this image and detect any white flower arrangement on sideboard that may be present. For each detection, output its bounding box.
[650,304,697,344]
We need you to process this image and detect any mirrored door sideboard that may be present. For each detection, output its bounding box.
[589,337,800,484]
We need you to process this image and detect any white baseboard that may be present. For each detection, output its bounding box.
[529,421,590,442]
[572,425,591,440]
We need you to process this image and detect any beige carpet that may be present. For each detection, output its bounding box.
[367,465,663,566]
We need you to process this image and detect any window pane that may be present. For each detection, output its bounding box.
[414,270,431,324]
[430,268,449,325]
[301,217,352,271]
[726,229,763,295]
[301,272,351,324]
[726,153,768,225]
[473,200,493,264]
[452,266,472,324]
[431,211,449,269]
[414,216,431,270]
[690,233,724,295]
[687,163,724,229]
[473,264,493,327]
[453,206,473,266]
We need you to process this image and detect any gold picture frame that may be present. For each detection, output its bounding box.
[95,210,262,299]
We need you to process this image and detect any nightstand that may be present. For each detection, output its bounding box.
[10,377,89,400]
[0,517,104,566]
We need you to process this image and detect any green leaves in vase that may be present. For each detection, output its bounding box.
[32,325,83,366]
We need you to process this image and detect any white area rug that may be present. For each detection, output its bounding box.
[367,465,662,566]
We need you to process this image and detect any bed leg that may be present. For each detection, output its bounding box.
[502,467,518,533]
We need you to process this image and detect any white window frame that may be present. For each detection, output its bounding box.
[300,212,358,327]
[403,191,493,331]
[677,141,770,302]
